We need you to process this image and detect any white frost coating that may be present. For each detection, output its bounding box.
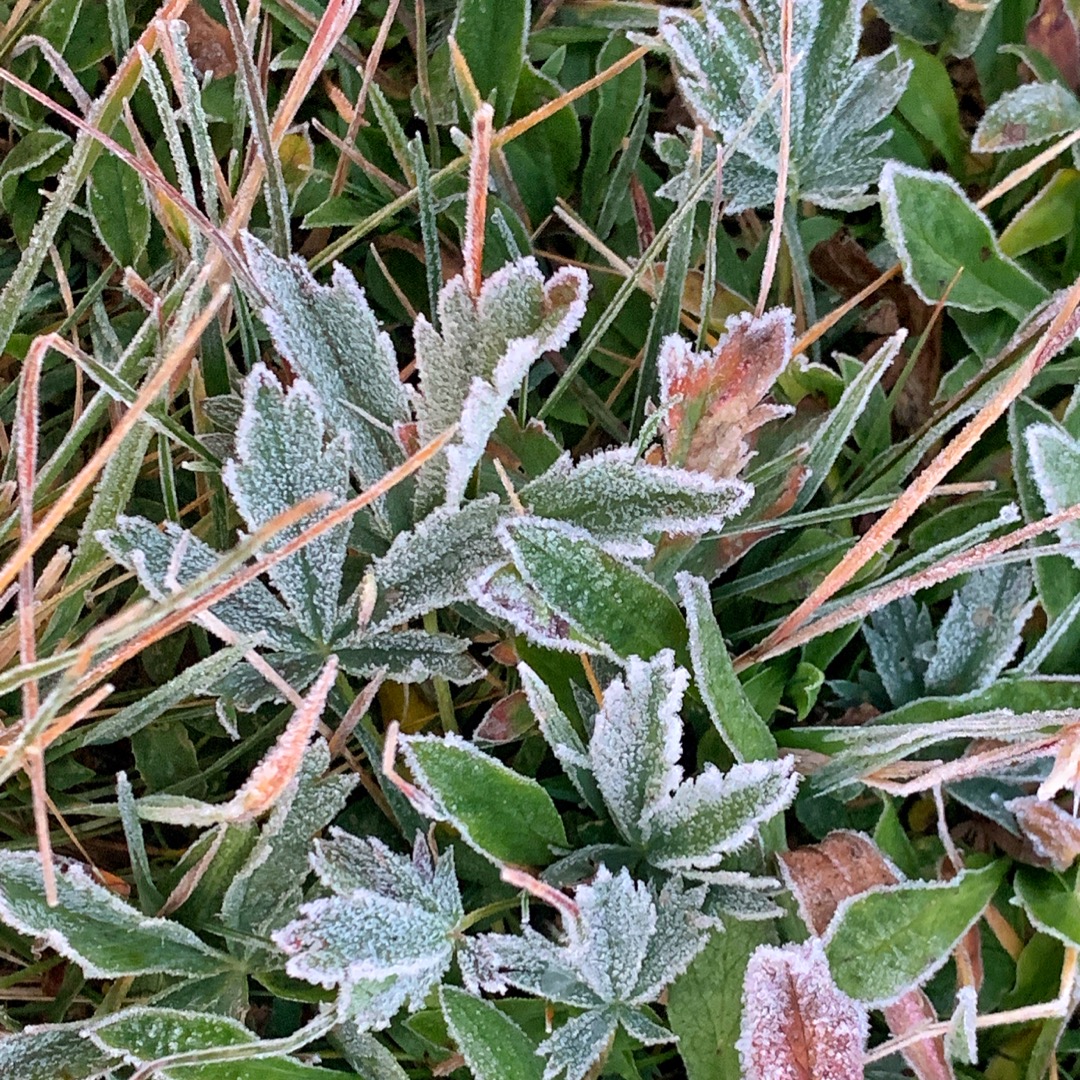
[589,652,689,845]
[879,161,1046,315]
[973,82,1080,153]
[538,1009,620,1080]
[1026,423,1080,570]
[738,939,868,1080]
[947,984,978,1065]
[520,446,752,546]
[643,757,799,869]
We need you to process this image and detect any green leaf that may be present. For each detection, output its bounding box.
[1001,169,1080,257]
[501,518,688,662]
[402,733,567,865]
[88,136,150,267]
[1014,866,1080,948]
[0,852,228,978]
[452,0,527,125]
[86,1008,341,1079]
[824,861,1007,1005]
[0,1022,119,1080]
[441,987,544,1080]
[973,82,1080,154]
[0,129,71,210]
[668,922,774,1080]
[880,162,1049,319]
[894,39,967,174]
[677,573,776,762]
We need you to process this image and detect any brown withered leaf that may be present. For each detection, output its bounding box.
[659,308,794,479]
[184,2,238,79]
[1008,795,1080,870]
[809,229,940,434]
[780,832,955,1080]
[1026,0,1080,91]
[738,940,868,1080]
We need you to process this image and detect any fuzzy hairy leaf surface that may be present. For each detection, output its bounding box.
[0,853,228,979]
[274,834,461,1029]
[520,448,750,552]
[413,259,588,512]
[738,940,867,1080]
[98,516,304,650]
[440,987,543,1080]
[400,731,568,865]
[241,233,408,492]
[0,1022,118,1080]
[658,0,910,211]
[973,82,1080,153]
[223,365,350,641]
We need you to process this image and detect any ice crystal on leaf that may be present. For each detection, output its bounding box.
[521,652,798,878]
[413,258,588,514]
[738,940,868,1080]
[274,832,462,1030]
[476,868,710,1080]
[656,0,911,212]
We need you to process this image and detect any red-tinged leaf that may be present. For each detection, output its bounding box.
[738,940,867,1080]
[1026,0,1080,91]
[1009,796,1080,871]
[659,309,793,479]
[780,832,954,1079]
[473,691,536,746]
[184,1,238,78]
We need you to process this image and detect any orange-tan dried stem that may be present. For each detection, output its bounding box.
[463,102,495,300]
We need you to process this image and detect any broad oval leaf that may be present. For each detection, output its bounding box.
[823,860,1007,1005]
[738,940,868,1080]
[880,162,1048,318]
[451,0,528,126]
[1013,865,1080,948]
[402,732,567,865]
[973,82,1080,153]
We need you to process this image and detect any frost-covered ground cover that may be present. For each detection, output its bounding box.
[3,0,1080,1077]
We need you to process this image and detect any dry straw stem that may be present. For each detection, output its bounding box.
[754,0,794,317]
[463,103,495,300]
[739,280,1080,670]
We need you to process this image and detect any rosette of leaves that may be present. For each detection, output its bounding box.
[472,867,712,1080]
[518,650,798,918]
[654,0,911,212]
[99,363,482,714]
[274,829,464,1030]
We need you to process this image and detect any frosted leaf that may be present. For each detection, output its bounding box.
[864,596,935,706]
[98,515,303,650]
[658,309,793,480]
[413,259,588,512]
[617,1007,679,1046]
[538,1009,619,1080]
[222,738,357,953]
[0,852,226,979]
[1026,423,1080,570]
[212,650,324,713]
[371,496,503,628]
[518,663,604,813]
[273,835,461,1029]
[1008,795,1080,870]
[631,877,715,1001]
[241,233,409,490]
[520,448,751,550]
[738,940,868,1080]
[973,82,1080,153]
[472,927,601,1007]
[924,564,1035,697]
[336,628,483,684]
[589,652,688,845]
[0,1022,118,1080]
[703,882,785,922]
[643,757,799,870]
[658,0,910,212]
[947,985,978,1065]
[468,563,598,654]
[223,364,350,641]
[566,867,657,1001]
[882,990,955,1080]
